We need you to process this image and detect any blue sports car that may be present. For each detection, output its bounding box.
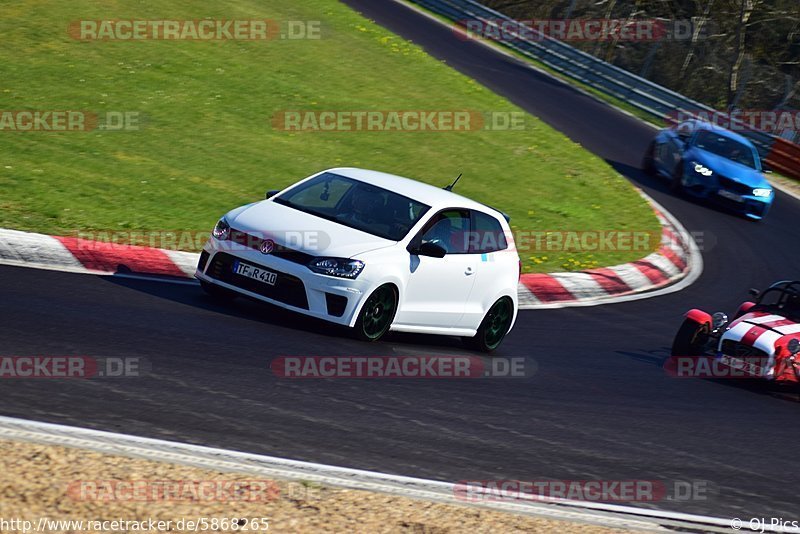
[643,119,774,220]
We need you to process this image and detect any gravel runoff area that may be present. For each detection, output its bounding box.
[0,439,634,533]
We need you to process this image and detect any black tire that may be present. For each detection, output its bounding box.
[353,284,398,342]
[464,298,514,353]
[642,141,656,176]
[200,280,238,303]
[671,318,709,356]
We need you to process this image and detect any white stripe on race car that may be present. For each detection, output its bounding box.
[744,314,786,325]
[774,323,800,335]
[752,329,782,378]
[752,329,782,352]
[725,321,755,342]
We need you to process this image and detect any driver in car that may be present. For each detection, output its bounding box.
[341,186,383,227]
[782,292,800,315]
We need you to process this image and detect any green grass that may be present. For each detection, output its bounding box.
[0,0,659,273]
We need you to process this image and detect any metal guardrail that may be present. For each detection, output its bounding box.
[410,0,779,158]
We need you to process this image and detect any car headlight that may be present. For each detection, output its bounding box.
[712,311,728,330]
[752,188,772,198]
[691,161,713,177]
[212,217,231,240]
[308,257,365,279]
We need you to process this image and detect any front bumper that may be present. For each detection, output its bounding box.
[682,181,772,219]
[681,167,773,219]
[195,241,371,327]
[713,192,772,219]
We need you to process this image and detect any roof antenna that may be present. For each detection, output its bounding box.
[444,173,462,192]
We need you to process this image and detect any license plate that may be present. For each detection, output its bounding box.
[233,261,277,286]
[718,190,743,203]
[719,355,764,377]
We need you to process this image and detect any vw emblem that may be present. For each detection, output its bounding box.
[260,239,275,255]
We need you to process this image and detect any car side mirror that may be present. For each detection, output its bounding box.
[415,242,447,258]
[762,165,773,174]
[266,189,280,199]
[748,288,760,298]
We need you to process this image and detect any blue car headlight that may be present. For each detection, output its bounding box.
[691,161,714,177]
[752,188,772,198]
[308,257,365,279]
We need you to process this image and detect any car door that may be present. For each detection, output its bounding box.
[396,209,478,329]
[457,209,512,329]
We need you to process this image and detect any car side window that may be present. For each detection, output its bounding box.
[469,211,508,253]
[419,210,470,254]
[676,121,694,139]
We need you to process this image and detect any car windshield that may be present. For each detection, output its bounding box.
[272,172,431,241]
[755,285,800,321]
[693,130,758,169]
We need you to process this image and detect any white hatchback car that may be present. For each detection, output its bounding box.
[196,168,519,351]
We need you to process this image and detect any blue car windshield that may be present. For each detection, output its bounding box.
[693,130,758,169]
[273,173,431,241]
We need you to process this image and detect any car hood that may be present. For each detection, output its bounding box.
[228,200,396,258]
[690,149,770,188]
[724,311,800,353]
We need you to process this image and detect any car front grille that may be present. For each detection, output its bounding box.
[717,176,753,196]
[721,339,769,361]
[206,252,309,310]
[229,229,315,265]
[714,196,767,217]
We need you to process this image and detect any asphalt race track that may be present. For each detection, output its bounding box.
[3,0,800,520]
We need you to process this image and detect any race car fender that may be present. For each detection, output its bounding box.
[684,309,712,326]
[735,301,756,318]
[773,336,800,380]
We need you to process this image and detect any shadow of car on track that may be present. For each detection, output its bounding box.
[99,274,493,355]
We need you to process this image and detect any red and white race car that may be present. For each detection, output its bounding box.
[671,281,800,383]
